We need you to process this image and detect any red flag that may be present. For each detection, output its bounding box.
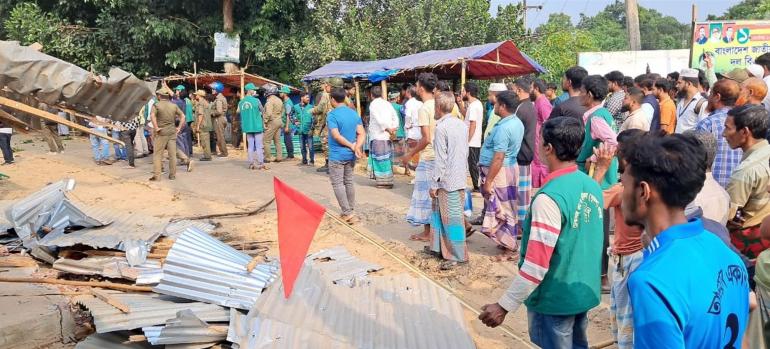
[274,177,326,299]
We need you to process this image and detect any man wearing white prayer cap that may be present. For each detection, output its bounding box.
[675,68,709,133]
[483,83,509,138]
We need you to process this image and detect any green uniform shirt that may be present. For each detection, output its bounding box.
[154,100,178,132]
[196,99,213,132]
[311,92,332,133]
[294,103,314,135]
[239,95,264,133]
[520,168,604,315]
[577,107,619,189]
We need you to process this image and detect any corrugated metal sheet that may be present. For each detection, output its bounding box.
[142,310,227,346]
[153,228,278,310]
[164,220,216,238]
[74,290,229,333]
[309,246,383,286]
[38,206,165,251]
[228,257,476,349]
[75,332,154,349]
[136,267,163,285]
[228,310,353,348]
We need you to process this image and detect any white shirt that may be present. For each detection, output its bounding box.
[464,99,483,148]
[404,97,423,140]
[640,103,654,124]
[368,97,398,141]
[620,108,651,132]
[692,172,730,225]
[675,93,707,133]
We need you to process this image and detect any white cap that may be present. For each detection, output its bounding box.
[489,83,507,92]
[680,68,699,79]
[748,64,764,78]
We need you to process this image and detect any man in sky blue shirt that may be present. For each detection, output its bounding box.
[326,87,365,224]
[620,132,749,348]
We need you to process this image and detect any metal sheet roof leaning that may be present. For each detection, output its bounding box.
[0,41,154,122]
[4,179,110,249]
[74,290,229,333]
[308,246,383,286]
[53,256,161,280]
[229,254,476,349]
[154,227,278,310]
[228,310,354,348]
[142,309,227,346]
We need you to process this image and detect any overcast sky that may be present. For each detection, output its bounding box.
[490,0,740,29]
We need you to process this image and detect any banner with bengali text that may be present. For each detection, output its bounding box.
[691,20,770,73]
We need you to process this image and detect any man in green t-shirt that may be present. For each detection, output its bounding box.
[479,116,604,349]
[239,83,266,170]
[294,92,315,165]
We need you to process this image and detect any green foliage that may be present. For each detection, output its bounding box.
[709,0,770,20]
[528,13,598,83]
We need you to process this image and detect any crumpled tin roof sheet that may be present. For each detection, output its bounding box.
[0,41,153,122]
[309,246,383,286]
[74,290,229,333]
[38,205,165,251]
[142,309,227,346]
[153,227,278,310]
[163,220,216,238]
[228,255,476,349]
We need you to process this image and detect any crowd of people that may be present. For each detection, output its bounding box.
[322,53,770,347]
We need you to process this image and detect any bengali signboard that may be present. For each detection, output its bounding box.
[214,32,240,63]
[691,20,770,73]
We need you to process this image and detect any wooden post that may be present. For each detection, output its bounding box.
[460,59,467,91]
[193,62,198,91]
[625,0,641,50]
[0,97,123,145]
[354,80,362,117]
[689,4,698,68]
[380,80,387,100]
[240,68,246,154]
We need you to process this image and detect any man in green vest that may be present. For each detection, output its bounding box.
[239,83,267,170]
[479,116,605,349]
[280,86,296,160]
[294,92,315,165]
[150,88,186,181]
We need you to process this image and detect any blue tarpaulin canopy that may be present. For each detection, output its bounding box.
[303,40,546,82]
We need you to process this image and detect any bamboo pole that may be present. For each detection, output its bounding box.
[55,106,125,131]
[193,62,198,91]
[460,59,467,90]
[0,108,31,132]
[380,80,388,100]
[240,67,246,155]
[354,80,362,117]
[0,97,124,145]
[0,276,153,292]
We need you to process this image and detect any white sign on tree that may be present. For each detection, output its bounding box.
[214,33,240,63]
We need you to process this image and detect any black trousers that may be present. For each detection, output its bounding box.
[120,129,137,167]
[0,133,12,163]
[468,147,480,190]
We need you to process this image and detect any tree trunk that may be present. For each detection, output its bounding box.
[222,0,238,74]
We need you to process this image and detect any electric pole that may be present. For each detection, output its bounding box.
[522,0,543,30]
[626,0,641,50]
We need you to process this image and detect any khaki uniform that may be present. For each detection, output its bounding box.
[152,100,180,179]
[263,95,285,161]
[311,91,332,157]
[196,99,213,160]
[212,93,229,156]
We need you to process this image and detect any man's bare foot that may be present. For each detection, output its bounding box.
[409,233,430,242]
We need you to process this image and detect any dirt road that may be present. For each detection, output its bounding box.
[0,134,615,348]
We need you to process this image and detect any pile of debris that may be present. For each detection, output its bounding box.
[1,179,477,348]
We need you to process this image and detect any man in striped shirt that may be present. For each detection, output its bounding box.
[479,117,604,349]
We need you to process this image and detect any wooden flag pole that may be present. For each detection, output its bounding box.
[193,62,198,91]
[0,97,124,145]
[240,67,246,156]
[354,80,362,117]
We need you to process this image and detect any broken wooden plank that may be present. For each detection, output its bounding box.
[0,96,124,145]
[0,276,153,292]
[91,288,130,313]
[0,256,38,268]
[0,107,30,133]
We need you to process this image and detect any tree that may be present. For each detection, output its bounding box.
[529,12,598,82]
[709,0,770,20]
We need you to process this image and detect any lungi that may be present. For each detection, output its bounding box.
[609,250,643,349]
[430,189,468,262]
[517,164,532,233]
[369,139,394,187]
[406,160,435,226]
[480,165,519,251]
[730,225,770,260]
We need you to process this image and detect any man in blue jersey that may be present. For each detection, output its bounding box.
[621,132,749,348]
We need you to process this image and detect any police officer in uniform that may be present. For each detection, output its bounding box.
[311,78,344,172]
[150,88,185,181]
